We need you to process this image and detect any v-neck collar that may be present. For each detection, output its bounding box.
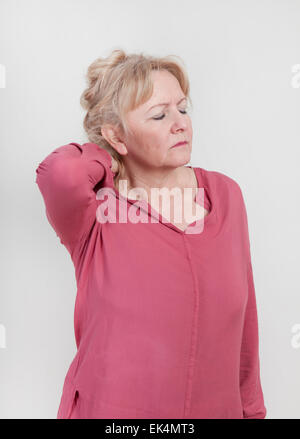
[109,166,216,235]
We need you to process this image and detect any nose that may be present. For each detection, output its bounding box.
[170,108,188,133]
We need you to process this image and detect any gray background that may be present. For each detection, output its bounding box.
[1,0,300,419]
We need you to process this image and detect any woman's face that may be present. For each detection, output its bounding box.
[122,69,193,170]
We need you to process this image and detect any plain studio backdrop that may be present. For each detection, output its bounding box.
[0,0,300,419]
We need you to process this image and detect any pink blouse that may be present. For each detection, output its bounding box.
[35,142,267,419]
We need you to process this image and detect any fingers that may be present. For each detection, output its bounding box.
[110,156,119,174]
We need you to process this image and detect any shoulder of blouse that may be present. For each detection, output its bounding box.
[209,169,252,265]
[199,167,245,202]
[200,167,249,226]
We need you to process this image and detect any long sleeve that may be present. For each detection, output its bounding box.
[35,142,114,250]
[238,187,267,419]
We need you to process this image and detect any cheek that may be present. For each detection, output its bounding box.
[129,132,160,157]
[139,129,166,152]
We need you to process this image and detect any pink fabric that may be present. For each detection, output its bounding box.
[35,142,267,419]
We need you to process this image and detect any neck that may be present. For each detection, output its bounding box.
[115,163,195,202]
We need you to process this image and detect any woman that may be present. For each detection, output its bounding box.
[35,49,267,419]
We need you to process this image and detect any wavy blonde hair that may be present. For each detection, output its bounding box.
[80,48,193,186]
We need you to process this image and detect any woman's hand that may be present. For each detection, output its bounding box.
[110,155,119,174]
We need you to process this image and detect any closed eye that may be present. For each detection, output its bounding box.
[153,109,188,121]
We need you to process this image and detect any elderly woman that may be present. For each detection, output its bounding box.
[35,49,267,419]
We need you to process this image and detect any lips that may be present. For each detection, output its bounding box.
[172,141,188,148]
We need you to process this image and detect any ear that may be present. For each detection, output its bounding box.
[101,124,128,156]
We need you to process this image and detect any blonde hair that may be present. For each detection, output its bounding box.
[80,48,193,185]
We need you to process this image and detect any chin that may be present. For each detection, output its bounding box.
[171,152,191,167]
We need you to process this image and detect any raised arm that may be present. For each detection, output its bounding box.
[35,142,114,250]
[238,187,267,419]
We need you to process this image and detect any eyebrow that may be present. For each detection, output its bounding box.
[147,97,187,112]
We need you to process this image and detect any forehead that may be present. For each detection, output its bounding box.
[128,70,185,117]
[147,70,184,102]
[125,70,186,125]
